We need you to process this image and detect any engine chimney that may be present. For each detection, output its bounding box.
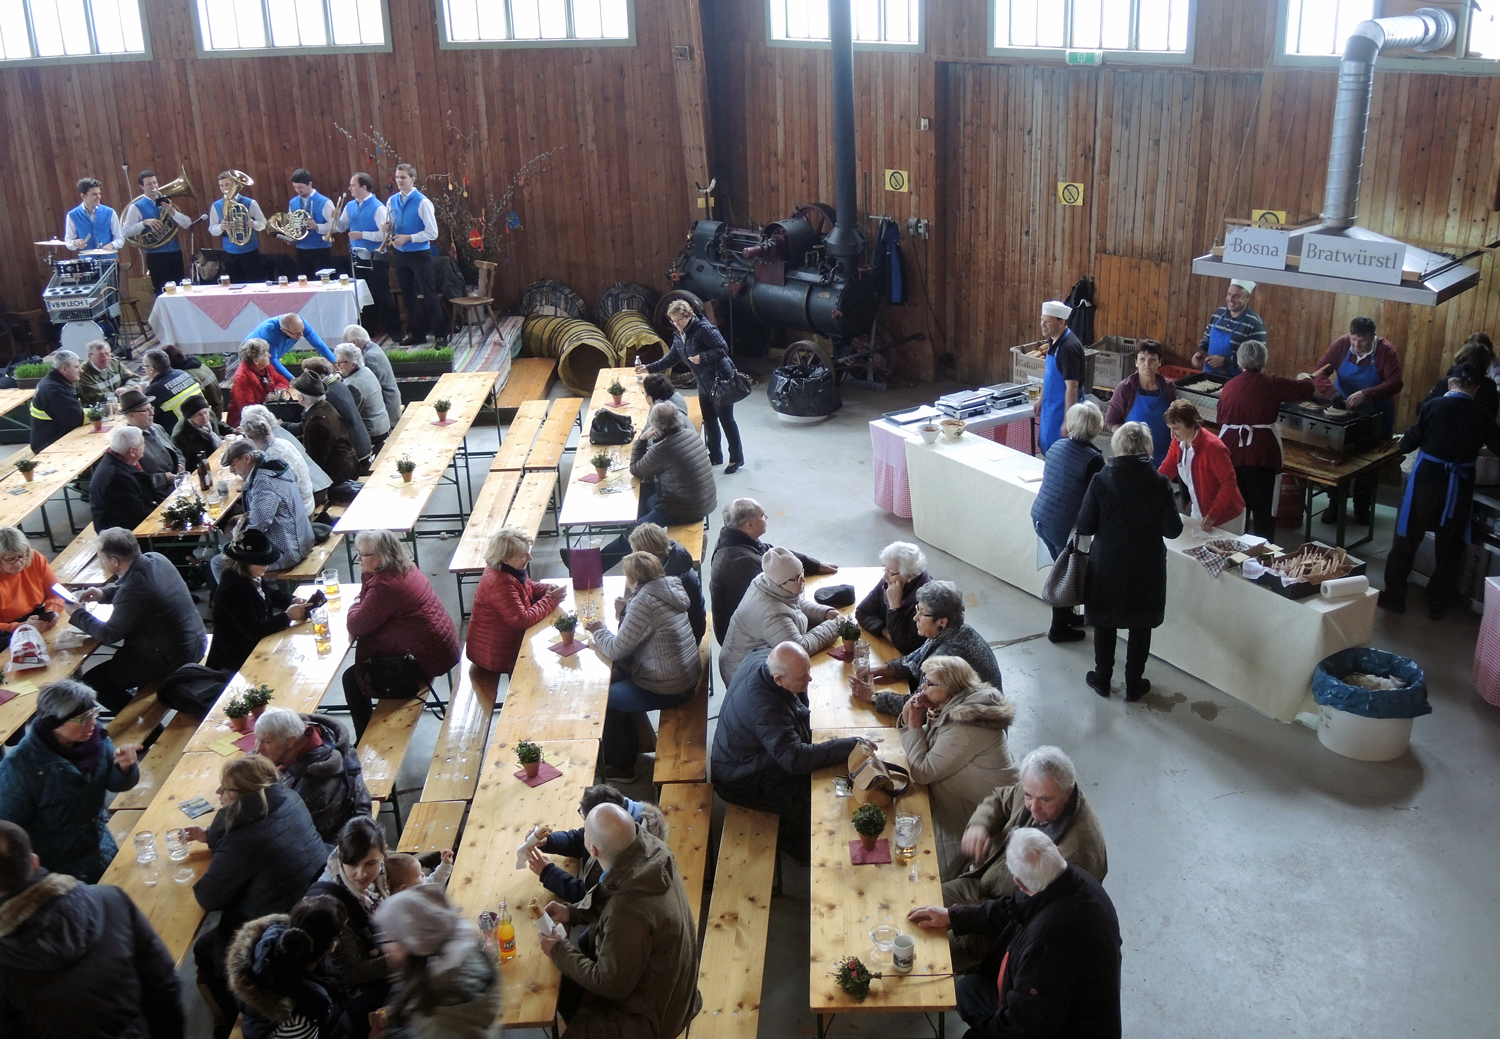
[824,0,861,279]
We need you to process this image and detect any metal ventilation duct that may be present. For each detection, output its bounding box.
[1192,7,1479,307]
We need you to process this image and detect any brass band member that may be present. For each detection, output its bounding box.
[287,168,336,278]
[384,163,444,345]
[208,170,267,284]
[63,178,123,252]
[333,172,400,335]
[122,169,192,291]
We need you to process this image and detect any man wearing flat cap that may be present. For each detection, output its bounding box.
[1192,279,1266,378]
[1034,300,1086,454]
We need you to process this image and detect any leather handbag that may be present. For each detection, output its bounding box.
[1041,532,1090,608]
[848,743,912,807]
[710,366,753,408]
[589,409,635,445]
[362,653,425,699]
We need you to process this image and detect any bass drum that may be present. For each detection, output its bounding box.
[60,319,108,353]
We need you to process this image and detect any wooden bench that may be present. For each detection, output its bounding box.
[52,523,109,585]
[270,503,349,583]
[449,468,557,612]
[686,805,779,1039]
[492,399,550,471]
[108,808,144,848]
[655,623,711,785]
[687,394,702,432]
[105,686,169,750]
[524,396,585,472]
[110,712,198,812]
[358,692,429,830]
[658,783,713,925]
[495,358,557,410]
[397,799,467,855]
[667,521,707,566]
[419,652,499,803]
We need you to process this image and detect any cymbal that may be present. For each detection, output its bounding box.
[33,239,67,247]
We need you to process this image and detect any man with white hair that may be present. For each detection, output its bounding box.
[341,323,401,429]
[76,339,135,406]
[242,312,337,381]
[87,425,164,533]
[910,828,1122,1038]
[711,642,867,863]
[709,496,835,643]
[539,803,702,1037]
[1034,300,1085,454]
[253,706,371,842]
[942,745,1108,968]
[332,342,391,447]
[28,350,84,452]
[1191,278,1265,377]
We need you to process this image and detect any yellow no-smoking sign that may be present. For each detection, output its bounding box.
[885,169,910,193]
[1057,182,1085,206]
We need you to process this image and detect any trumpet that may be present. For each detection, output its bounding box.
[376,215,396,255]
[220,169,255,248]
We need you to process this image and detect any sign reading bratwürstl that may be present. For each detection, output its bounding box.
[1299,234,1406,286]
[1222,226,1290,271]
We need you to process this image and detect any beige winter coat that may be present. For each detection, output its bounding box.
[718,572,840,684]
[898,685,1017,880]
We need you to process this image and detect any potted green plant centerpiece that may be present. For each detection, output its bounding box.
[590,451,612,481]
[397,456,416,483]
[837,618,861,653]
[607,379,626,407]
[553,612,579,647]
[225,694,253,734]
[162,494,206,530]
[243,684,274,722]
[84,406,103,432]
[13,458,36,484]
[516,739,543,778]
[13,363,48,390]
[852,802,887,853]
[433,398,451,422]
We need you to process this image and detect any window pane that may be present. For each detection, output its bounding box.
[600,0,627,37]
[91,0,125,51]
[293,0,325,44]
[1469,2,1500,58]
[1137,0,1171,51]
[267,0,300,45]
[1036,0,1064,47]
[1332,0,1373,57]
[538,0,565,38]
[511,0,539,39]
[1101,0,1130,49]
[574,0,601,38]
[1168,0,1189,51]
[1007,0,1037,47]
[0,0,30,58]
[329,0,358,44]
[475,0,504,39]
[853,0,880,41]
[30,0,65,56]
[1072,0,1101,49]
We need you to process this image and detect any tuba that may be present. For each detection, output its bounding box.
[125,166,196,251]
[220,169,255,248]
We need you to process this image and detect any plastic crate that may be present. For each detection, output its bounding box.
[1011,344,1097,391]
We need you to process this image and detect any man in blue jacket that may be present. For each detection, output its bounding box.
[243,312,337,381]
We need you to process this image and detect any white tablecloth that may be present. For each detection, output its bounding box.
[906,435,1378,722]
[870,404,1034,518]
[147,281,374,355]
[1474,577,1500,707]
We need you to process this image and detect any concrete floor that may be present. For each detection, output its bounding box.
[155,361,1498,1038]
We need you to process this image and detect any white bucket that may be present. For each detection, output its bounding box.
[1317,705,1413,761]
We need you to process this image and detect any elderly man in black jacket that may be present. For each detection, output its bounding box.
[67,528,207,712]
[710,642,867,864]
[710,497,836,643]
[910,828,1121,1039]
[253,707,372,843]
[28,350,85,452]
[88,425,166,534]
[0,821,184,1039]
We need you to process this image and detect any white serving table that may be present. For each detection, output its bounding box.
[906,434,1378,722]
[148,280,374,355]
[870,402,1033,518]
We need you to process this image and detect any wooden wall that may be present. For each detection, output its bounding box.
[0,0,705,324]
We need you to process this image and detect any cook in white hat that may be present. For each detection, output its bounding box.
[1035,300,1085,454]
[1191,278,1267,377]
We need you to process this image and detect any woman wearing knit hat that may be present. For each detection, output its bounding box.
[717,545,841,685]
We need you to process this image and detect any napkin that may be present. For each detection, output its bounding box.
[516,824,547,870]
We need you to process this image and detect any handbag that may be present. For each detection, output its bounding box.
[709,366,752,408]
[362,653,425,699]
[1041,532,1090,608]
[589,409,635,445]
[847,742,912,807]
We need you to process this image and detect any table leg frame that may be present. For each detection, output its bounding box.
[816,1011,947,1039]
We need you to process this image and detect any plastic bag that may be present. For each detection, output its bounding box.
[768,363,841,417]
[5,624,49,672]
[1313,648,1430,719]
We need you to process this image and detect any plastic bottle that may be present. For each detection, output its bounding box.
[497,901,517,962]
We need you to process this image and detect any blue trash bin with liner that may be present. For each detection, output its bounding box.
[1312,648,1429,761]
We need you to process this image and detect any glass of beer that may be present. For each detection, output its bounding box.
[321,569,341,603]
[311,606,331,653]
[894,813,922,863]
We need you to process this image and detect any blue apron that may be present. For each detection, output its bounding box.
[1205,311,1247,376]
[1334,349,1394,437]
[1039,347,1067,454]
[1397,445,1475,544]
[1126,383,1172,466]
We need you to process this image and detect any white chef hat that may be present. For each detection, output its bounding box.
[1040,301,1072,319]
[1229,279,1256,293]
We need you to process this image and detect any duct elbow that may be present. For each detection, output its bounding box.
[1345,8,1455,62]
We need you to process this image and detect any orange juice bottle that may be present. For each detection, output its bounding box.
[497,901,517,962]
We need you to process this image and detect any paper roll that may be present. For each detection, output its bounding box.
[1320,576,1369,599]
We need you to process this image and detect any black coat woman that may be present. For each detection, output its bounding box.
[1074,420,1183,702]
[640,299,743,473]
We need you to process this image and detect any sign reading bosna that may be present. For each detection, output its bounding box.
[1222,226,1290,271]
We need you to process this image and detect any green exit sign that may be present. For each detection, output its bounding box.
[1066,50,1103,65]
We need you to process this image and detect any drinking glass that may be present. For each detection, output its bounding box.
[321,568,341,603]
[869,923,899,967]
[894,813,922,863]
[311,606,331,653]
[166,828,194,883]
[134,831,159,887]
[853,641,872,687]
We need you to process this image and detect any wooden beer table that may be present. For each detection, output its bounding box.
[0,388,35,419]
[805,567,908,731]
[810,727,956,1037]
[1280,437,1404,551]
[0,417,122,548]
[0,608,106,743]
[134,441,242,542]
[556,369,653,546]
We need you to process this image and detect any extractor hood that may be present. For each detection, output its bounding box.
[1192,7,1481,307]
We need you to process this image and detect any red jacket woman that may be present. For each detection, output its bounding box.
[467,529,566,674]
[1158,399,1245,531]
[229,339,290,426]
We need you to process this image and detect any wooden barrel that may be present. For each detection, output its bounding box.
[521,279,587,319]
[604,311,668,365]
[552,320,623,395]
[521,315,571,358]
[596,281,659,324]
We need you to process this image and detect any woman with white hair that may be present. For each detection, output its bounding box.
[1076,421,1183,701]
[1216,338,1316,541]
[0,525,64,633]
[333,342,392,447]
[466,527,566,676]
[344,530,460,738]
[1031,401,1104,643]
[855,541,931,654]
[898,656,1015,880]
[636,298,744,472]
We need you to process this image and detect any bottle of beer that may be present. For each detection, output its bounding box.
[497,901,517,962]
[197,458,212,491]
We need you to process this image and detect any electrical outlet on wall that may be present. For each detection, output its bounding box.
[919,117,930,130]
[906,218,931,240]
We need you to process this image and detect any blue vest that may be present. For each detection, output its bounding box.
[289,190,332,249]
[388,190,430,253]
[1031,437,1103,555]
[133,197,179,254]
[344,196,381,256]
[67,204,115,249]
[214,196,258,253]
